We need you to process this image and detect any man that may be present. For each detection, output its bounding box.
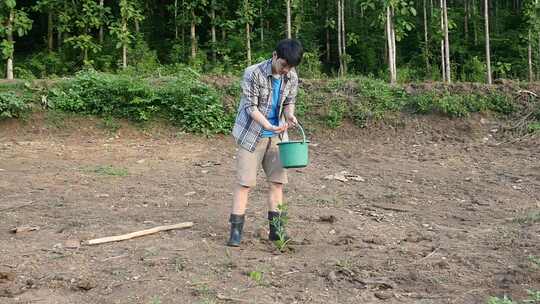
[228,39,303,247]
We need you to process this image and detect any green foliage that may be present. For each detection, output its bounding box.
[350,76,406,126]
[271,203,290,252]
[85,165,128,176]
[0,91,31,119]
[487,290,540,304]
[247,270,263,284]
[488,296,516,304]
[408,91,514,118]
[48,69,232,134]
[300,51,323,79]
[513,211,540,224]
[20,51,69,77]
[157,76,232,134]
[529,256,540,268]
[49,70,157,121]
[525,290,540,303]
[325,99,346,129]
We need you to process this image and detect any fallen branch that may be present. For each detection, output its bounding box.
[86,222,194,245]
[0,201,35,212]
[216,294,250,303]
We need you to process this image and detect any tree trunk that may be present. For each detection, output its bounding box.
[122,18,127,68]
[341,0,347,75]
[386,6,396,84]
[174,0,178,40]
[443,0,451,83]
[6,10,14,80]
[326,23,330,63]
[99,0,104,44]
[528,30,533,82]
[473,0,478,46]
[337,0,343,76]
[286,0,292,38]
[48,12,54,52]
[211,3,216,62]
[423,0,430,73]
[440,0,446,82]
[464,0,469,42]
[260,5,264,45]
[191,10,197,60]
[246,22,251,65]
[135,20,140,33]
[484,0,491,84]
[390,6,397,82]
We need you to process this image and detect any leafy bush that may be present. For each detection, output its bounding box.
[28,51,69,77]
[49,69,157,121]
[325,99,346,128]
[157,77,233,134]
[48,69,232,133]
[300,51,323,79]
[0,91,31,119]
[407,91,515,118]
[462,56,487,82]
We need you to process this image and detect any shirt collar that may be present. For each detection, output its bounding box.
[263,58,291,80]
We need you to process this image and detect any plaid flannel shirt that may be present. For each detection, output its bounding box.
[232,59,299,152]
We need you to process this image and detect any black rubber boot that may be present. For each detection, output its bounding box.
[268,211,289,241]
[227,214,245,247]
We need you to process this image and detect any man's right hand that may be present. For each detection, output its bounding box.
[267,124,288,133]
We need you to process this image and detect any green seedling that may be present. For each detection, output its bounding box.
[272,203,290,252]
[248,270,264,284]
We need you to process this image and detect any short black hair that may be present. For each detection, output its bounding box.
[275,39,304,67]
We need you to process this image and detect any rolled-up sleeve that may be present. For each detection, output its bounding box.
[241,69,260,115]
[283,73,298,107]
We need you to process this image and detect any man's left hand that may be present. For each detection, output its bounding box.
[286,114,298,128]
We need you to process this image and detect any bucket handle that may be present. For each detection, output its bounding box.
[291,123,307,144]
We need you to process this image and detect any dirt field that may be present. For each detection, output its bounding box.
[1,113,539,304]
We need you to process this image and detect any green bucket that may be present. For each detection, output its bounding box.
[278,124,310,168]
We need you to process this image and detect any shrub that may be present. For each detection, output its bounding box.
[0,91,31,120]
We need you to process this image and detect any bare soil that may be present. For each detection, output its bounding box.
[1,112,539,304]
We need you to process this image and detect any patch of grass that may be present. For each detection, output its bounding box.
[487,295,515,304]
[525,290,540,303]
[192,282,217,304]
[513,211,540,225]
[528,256,540,268]
[527,122,540,133]
[99,116,121,133]
[487,290,540,304]
[149,296,161,304]
[248,270,264,285]
[83,165,129,177]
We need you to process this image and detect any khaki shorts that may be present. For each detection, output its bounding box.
[236,137,288,187]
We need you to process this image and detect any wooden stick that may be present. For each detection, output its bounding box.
[0,201,35,212]
[86,222,194,245]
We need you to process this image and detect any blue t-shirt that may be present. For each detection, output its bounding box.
[261,76,282,137]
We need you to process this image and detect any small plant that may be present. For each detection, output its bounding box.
[150,296,161,304]
[271,203,290,252]
[325,99,346,129]
[527,122,540,133]
[513,211,540,225]
[248,270,264,284]
[528,256,540,268]
[487,295,516,304]
[524,290,540,303]
[85,165,129,177]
